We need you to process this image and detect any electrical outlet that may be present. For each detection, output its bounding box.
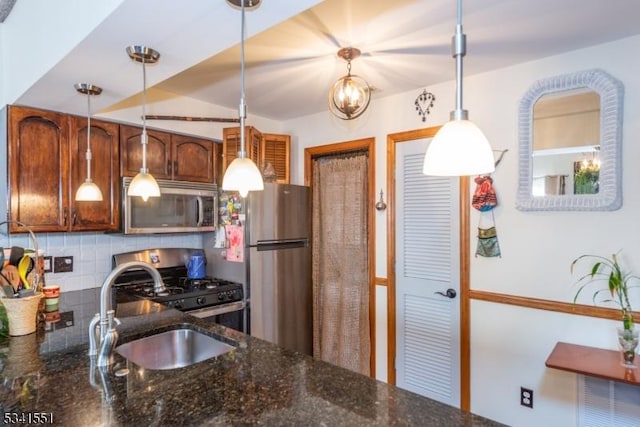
[520,387,533,408]
[42,256,53,273]
[53,256,74,273]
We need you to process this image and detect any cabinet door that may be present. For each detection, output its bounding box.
[261,133,290,183]
[70,116,120,231]
[120,125,171,179]
[172,134,215,183]
[222,126,262,172]
[8,106,70,232]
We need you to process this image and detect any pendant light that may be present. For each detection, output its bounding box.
[329,47,371,120]
[126,45,161,202]
[74,83,104,201]
[222,0,264,198]
[423,0,494,176]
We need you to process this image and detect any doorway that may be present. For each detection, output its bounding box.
[386,127,471,410]
[304,138,376,376]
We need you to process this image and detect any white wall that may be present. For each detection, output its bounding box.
[0,0,124,106]
[283,34,640,426]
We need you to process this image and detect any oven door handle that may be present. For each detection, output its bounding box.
[187,301,245,318]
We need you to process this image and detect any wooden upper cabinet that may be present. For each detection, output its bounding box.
[262,133,291,183]
[222,126,290,183]
[8,106,70,233]
[172,134,216,183]
[7,106,120,233]
[121,125,216,183]
[120,125,172,179]
[222,126,262,171]
[69,116,120,231]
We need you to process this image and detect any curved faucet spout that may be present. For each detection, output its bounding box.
[99,261,166,324]
[93,260,166,366]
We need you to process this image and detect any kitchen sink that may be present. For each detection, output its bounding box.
[115,327,234,370]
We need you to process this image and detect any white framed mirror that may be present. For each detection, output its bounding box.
[516,69,624,211]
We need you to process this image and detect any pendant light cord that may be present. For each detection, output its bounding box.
[86,91,93,181]
[141,55,148,173]
[238,2,247,159]
[452,0,468,121]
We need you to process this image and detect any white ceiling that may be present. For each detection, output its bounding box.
[12,0,640,122]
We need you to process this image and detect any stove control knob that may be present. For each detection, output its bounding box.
[196,297,206,305]
[218,294,224,301]
[174,300,182,310]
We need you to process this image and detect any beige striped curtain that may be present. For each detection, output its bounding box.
[312,153,370,376]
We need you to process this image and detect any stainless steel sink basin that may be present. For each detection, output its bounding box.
[116,328,234,370]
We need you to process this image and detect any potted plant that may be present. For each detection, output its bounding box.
[571,252,639,366]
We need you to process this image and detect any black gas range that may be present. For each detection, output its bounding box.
[112,248,246,331]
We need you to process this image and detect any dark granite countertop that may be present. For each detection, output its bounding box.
[0,289,504,426]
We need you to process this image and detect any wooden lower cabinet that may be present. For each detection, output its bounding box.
[7,106,120,233]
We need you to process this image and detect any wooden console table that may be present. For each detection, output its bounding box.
[546,342,640,386]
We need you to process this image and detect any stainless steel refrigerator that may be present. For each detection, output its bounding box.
[205,183,312,355]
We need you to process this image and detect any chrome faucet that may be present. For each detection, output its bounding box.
[89,261,166,367]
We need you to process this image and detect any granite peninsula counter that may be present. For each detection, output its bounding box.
[0,289,504,426]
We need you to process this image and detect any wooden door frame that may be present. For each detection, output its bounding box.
[386,127,471,411]
[304,137,376,377]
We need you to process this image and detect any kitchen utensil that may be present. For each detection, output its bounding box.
[18,288,35,298]
[9,246,24,267]
[3,265,22,292]
[18,255,32,289]
[1,285,14,298]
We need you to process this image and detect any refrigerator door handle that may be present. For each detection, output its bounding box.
[255,239,308,251]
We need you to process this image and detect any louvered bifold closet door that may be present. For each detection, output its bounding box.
[261,133,290,183]
[395,139,460,407]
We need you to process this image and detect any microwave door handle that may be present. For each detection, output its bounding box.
[196,196,204,226]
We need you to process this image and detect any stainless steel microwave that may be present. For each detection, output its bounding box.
[122,177,217,234]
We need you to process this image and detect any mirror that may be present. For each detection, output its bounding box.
[516,69,624,211]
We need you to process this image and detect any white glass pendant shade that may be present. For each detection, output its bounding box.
[222,157,264,197]
[423,120,495,176]
[329,74,371,120]
[75,180,103,201]
[128,171,161,202]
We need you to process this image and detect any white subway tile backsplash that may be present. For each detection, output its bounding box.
[0,231,205,292]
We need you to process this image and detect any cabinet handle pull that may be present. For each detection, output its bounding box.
[167,160,172,174]
[63,209,68,226]
[72,211,77,226]
[174,160,178,175]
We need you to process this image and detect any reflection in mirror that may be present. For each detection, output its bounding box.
[532,89,600,196]
[517,69,624,211]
